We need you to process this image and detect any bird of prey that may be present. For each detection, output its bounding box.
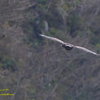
[39,34,100,56]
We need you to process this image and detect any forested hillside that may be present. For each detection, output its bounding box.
[0,0,100,100]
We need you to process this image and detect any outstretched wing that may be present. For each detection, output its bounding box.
[39,34,64,44]
[39,34,100,56]
[75,46,100,56]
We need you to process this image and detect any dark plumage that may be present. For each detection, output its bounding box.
[61,44,73,50]
[39,34,100,56]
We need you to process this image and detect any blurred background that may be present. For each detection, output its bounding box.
[0,0,100,100]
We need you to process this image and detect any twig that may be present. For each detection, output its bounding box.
[10,41,21,100]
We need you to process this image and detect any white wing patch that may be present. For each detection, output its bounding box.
[75,46,98,55]
[39,34,64,44]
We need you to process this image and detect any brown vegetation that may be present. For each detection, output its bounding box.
[0,0,100,100]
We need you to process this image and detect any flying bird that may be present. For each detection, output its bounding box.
[39,34,100,56]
